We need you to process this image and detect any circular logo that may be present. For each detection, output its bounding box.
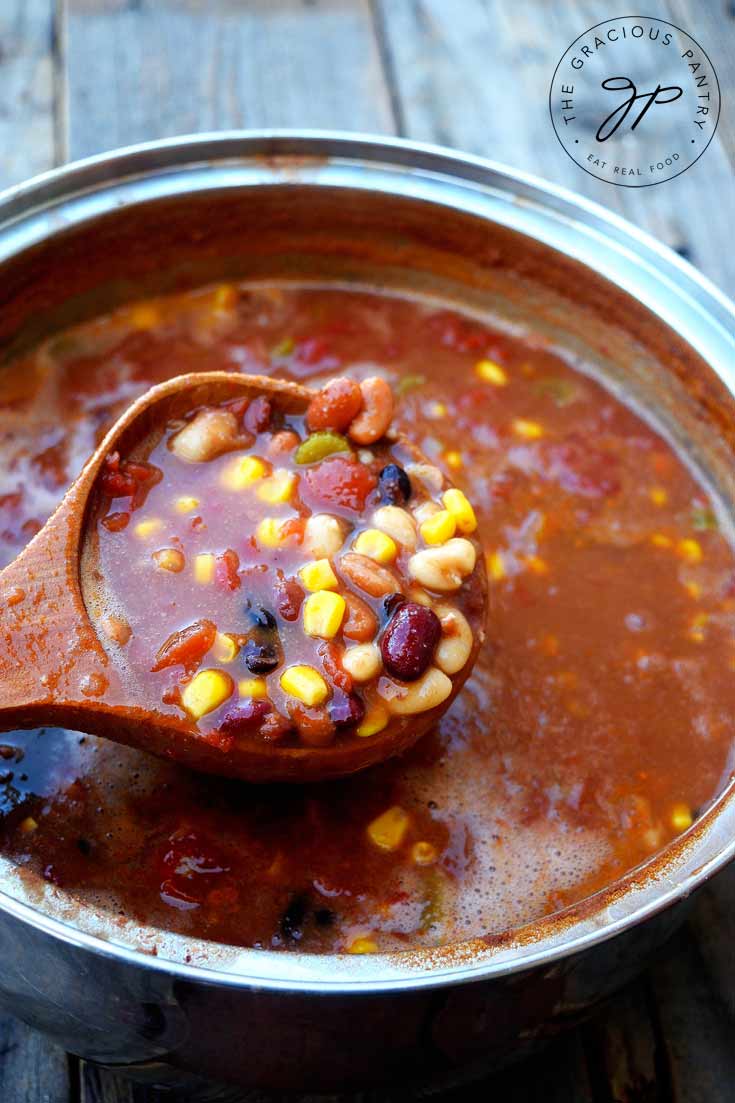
[549,17,720,186]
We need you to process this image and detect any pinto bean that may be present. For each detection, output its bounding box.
[340,553,401,598]
[348,377,394,445]
[342,591,379,642]
[306,378,363,432]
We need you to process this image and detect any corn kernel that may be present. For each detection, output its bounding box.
[152,547,185,573]
[420,510,456,545]
[129,302,160,330]
[303,591,346,639]
[512,418,544,440]
[194,552,216,584]
[684,580,702,600]
[213,632,239,663]
[257,468,296,505]
[238,677,268,698]
[650,486,668,507]
[181,669,234,720]
[299,558,339,592]
[19,816,38,834]
[670,803,693,831]
[442,488,477,534]
[525,555,549,575]
[475,358,508,386]
[411,841,438,866]
[175,496,200,514]
[357,703,389,737]
[428,400,447,418]
[353,529,397,564]
[688,612,708,642]
[255,518,286,548]
[651,533,673,549]
[221,455,269,490]
[678,538,703,564]
[444,450,463,470]
[280,664,329,707]
[134,518,163,540]
[347,936,378,954]
[367,806,410,851]
[487,550,506,581]
[213,283,238,311]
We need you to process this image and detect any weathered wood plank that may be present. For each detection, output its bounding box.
[0,0,60,189]
[375,0,735,297]
[63,0,396,162]
[0,1011,71,1103]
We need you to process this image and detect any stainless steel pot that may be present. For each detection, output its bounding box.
[0,132,734,1095]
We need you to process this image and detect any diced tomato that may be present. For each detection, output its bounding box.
[99,451,161,508]
[273,571,305,622]
[215,549,241,591]
[318,641,352,693]
[545,434,621,499]
[159,829,231,910]
[152,619,216,673]
[304,455,376,512]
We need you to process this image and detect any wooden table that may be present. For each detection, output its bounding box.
[0,2,733,1099]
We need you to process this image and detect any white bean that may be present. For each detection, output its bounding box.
[372,505,417,550]
[342,643,382,683]
[408,538,476,592]
[434,605,473,675]
[304,514,347,559]
[381,667,453,716]
[170,408,240,463]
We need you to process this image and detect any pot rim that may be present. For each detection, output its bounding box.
[1,128,734,995]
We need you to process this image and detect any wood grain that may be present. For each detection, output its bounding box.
[0,0,61,190]
[374,0,735,297]
[63,0,396,161]
[0,1012,70,1103]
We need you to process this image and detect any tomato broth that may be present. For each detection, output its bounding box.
[1,284,734,954]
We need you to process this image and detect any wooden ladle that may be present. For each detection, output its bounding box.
[0,372,486,783]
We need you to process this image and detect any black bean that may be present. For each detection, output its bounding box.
[378,463,412,505]
[315,908,335,927]
[244,601,278,633]
[381,602,442,681]
[243,639,280,675]
[280,892,309,942]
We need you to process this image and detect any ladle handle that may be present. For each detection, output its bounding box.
[0,509,110,728]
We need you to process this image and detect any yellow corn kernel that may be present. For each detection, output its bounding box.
[238,677,268,700]
[367,806,410,851]
[347,936,378,954]
[303,591,346,639]
[19,815,38,834]
[257,468,296,505]
[194,552,216,584]
[487,550,506,581]
[299,558,339,592]
[152,547,185,573]
[181,669,234,720]
[650,486,668,507]
[134,518,163,540]
[651,533,673,549]
[688,612,708,642]
[353,529,397,565]
[512,418,544,440]
[175,496,200,514]
[357,703,389,738]
[129,302,160,330]
[525,555,549,575]
[411,841,438,866]
[221,455,268,490]
[428,400,447,418]
[213,283,238,311]
[442,488,478,534]
[684,580,702,600]
[238,677,268,699]
[670,803,693,831]
[213,632,239,663]
[280,664,329,707]
[475,358,508,386]
[678,538,703,564]
[444,450,463,471]
[255,518,286,548]
[420,509,456,546]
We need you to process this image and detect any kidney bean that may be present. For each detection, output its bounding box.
[382,592,406,620]
[381,602,442,681]
[306,378,363,433]
[330,690,366,729]
[378,463,412,506]
[219,698,271,737]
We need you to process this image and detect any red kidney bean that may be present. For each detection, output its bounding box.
[330,690,366,729]
[219,699,271,737]
[306,378,363,433]
[381,602,441,681]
